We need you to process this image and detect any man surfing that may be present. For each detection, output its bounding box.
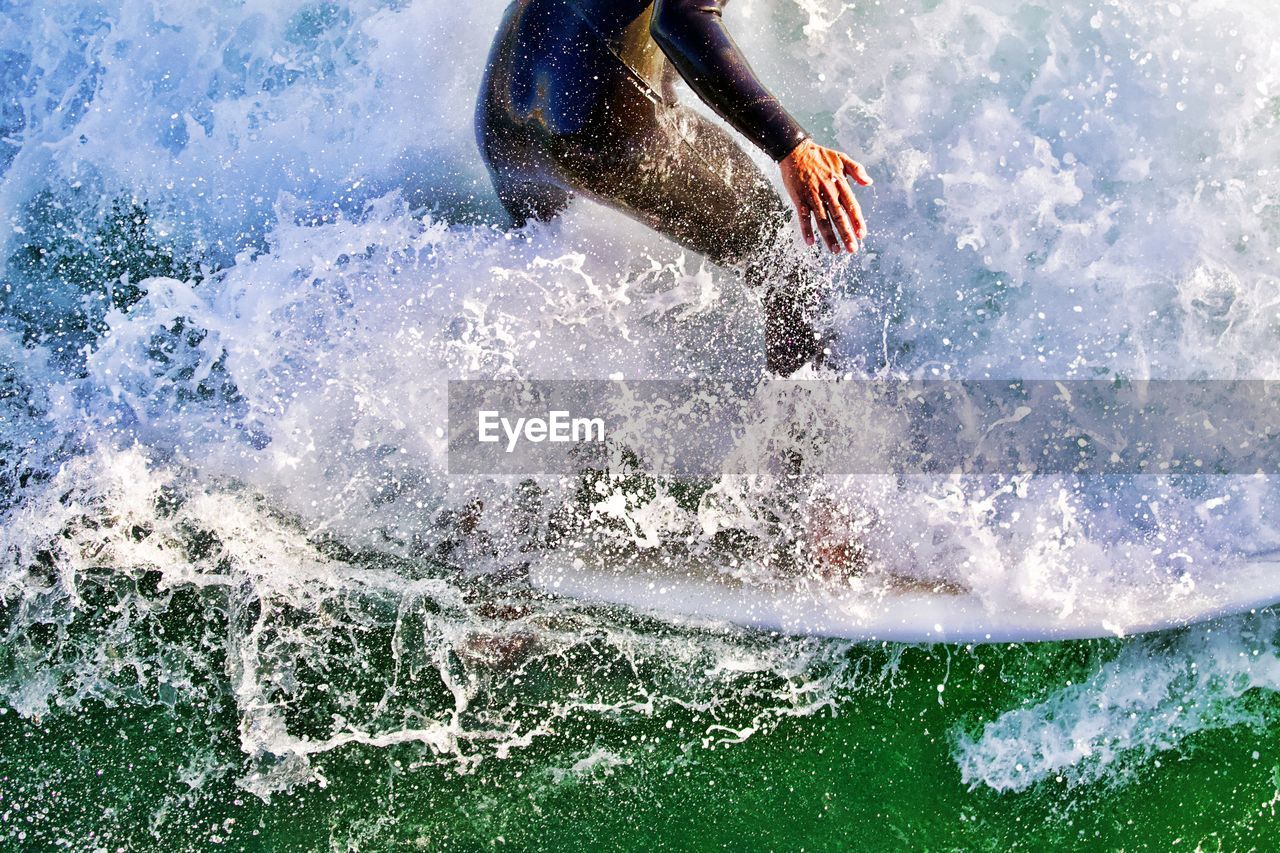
[475,0,872,376]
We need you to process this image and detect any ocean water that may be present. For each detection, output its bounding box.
[2,0,1280,847]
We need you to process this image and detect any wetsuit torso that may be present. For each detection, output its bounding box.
[476,0,826,374]
[483,0,808,161]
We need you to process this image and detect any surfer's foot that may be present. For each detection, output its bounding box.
[804,494,867,581]
[758,492,867,582]
[457,498,484,534]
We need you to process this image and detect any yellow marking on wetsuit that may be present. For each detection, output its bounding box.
[615,6,668,96]
[563,0,673,106]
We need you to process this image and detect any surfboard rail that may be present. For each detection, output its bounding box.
[530,553,1280,644]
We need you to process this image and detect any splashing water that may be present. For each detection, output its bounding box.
[955,611,1280,793]
[2,0,1280,827]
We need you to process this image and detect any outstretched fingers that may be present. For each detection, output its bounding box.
[841,155,874,187]
[779,141,874,253]
[808,184,840,253]
[820,181,858,252]
[784,184,817,247]
[834,178,867,241]
[798,179,839,252]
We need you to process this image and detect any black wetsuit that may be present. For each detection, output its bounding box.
[476,0,825,374]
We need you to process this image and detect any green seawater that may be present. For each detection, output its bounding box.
[3,624,1278,850]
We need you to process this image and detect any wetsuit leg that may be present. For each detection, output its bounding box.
[492,170,571,227]
[475,97,571,227]
[475,0,827,373]
[550,100,828,374]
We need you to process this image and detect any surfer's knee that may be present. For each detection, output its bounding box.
[495,173,571,228]
[700,191,793,272]
[476,97,571,228]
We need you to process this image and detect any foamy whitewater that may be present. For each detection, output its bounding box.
[2,0,1279,797]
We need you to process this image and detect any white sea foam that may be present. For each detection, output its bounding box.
[955,611,1280,792]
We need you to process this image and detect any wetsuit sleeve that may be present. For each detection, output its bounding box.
[650,0,809,161]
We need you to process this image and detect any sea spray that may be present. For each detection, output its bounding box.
[954,611,1280,792]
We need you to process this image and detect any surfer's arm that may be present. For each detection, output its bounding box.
[649,0,807,162]
[650,0,873,253]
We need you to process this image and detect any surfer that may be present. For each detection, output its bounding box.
[476,0,872,375]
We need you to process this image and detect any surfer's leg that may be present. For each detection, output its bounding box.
[553,102,829,375]
[474,7,574,230]
[643,112,828,376]
[661,118,829,375]
[476,98,572,227]
[491,168,572,228]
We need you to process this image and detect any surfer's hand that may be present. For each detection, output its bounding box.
[779,140,872,254]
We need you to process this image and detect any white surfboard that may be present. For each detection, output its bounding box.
[531,552,1280,643]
